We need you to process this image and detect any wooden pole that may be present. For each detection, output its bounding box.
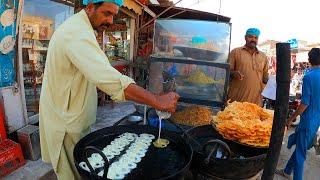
[261,43,291,180]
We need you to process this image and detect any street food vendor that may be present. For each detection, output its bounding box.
[227,28,269,106]
[39,0,179,179]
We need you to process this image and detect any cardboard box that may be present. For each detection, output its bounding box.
[17,125,40,161]
[0,139,25,177]
[0,87,26,133]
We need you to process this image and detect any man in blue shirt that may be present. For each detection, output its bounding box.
[276,48,320,180]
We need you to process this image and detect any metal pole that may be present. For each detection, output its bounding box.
[138,0,184,32]
[261,43,291,180]
[143,105,147,125]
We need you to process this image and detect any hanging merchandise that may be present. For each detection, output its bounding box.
[0,55,14,87]
[1,8,15,30]
[0,35,14,54]
[0,0,19,87]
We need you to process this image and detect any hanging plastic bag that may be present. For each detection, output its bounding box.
[314,127,320,155]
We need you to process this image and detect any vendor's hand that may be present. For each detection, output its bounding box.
[232,71,244,80]
[155,92,180,113]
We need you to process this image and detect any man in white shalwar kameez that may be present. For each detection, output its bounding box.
[39,1,179,179]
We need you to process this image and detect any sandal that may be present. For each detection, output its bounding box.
[275,169,290,179]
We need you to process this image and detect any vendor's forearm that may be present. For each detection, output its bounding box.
[124,83,158,108]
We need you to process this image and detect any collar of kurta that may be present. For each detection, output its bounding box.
[78,9,96,34]
[242,45,260,54]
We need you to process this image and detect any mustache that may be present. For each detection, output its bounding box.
[96,24,111,31]
[250,41,257,44]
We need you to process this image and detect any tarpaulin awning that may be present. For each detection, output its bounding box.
[124,0,142,15]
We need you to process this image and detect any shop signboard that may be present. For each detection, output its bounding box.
[287,38,298,49]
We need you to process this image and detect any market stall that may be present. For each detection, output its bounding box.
[73,14,274,180]
[19,0,74,116]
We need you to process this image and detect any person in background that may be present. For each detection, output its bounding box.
[39,1,179,179]
[276,48,320,180]
[227,28,269,106]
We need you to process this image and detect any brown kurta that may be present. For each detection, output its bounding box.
[227,46,269,106]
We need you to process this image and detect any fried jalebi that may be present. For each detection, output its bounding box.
[212,101,273,147]
[172,106,213,126]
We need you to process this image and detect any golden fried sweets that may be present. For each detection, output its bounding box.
[153,138,170,148]
[172,106,213,126]
[212,101,273,147]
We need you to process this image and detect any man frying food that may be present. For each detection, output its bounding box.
[39,0,179,179]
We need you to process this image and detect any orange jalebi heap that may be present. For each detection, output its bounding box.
[212,101,273,147]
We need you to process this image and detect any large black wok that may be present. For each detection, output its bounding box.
[185,125,268,179]
[73,125,193,180]
[173,45,224,61]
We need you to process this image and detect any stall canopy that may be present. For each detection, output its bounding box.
[148,4,231,22]
[124,0,143,15]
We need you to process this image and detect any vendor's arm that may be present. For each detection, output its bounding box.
[228,49,244,80]
[66,32,179,113]
[262,56,269,84]
[66,33,134,101]
[124,84,179,113]
[286,76,311,127]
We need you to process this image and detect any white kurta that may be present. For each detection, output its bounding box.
[39,10,134,179]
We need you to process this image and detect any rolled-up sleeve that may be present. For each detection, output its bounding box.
[263,57,269,84]
[66,33,135,101]
[228,49,236,71]
[301,76,311,106]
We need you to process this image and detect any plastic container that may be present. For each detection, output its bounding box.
[0,139,25,177]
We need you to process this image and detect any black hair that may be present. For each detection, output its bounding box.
[308,48,320,66]
[94,2,104,8]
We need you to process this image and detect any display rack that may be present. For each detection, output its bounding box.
[22,37,48,113]
[21,15,53,114]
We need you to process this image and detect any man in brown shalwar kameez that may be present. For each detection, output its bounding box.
[227,28,269,106]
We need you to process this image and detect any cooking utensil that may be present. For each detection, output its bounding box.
[155,110,171,120]
[186,125,268,179]
[127,115,143,123]
[74,125,193,180]
[173,45,223,61]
